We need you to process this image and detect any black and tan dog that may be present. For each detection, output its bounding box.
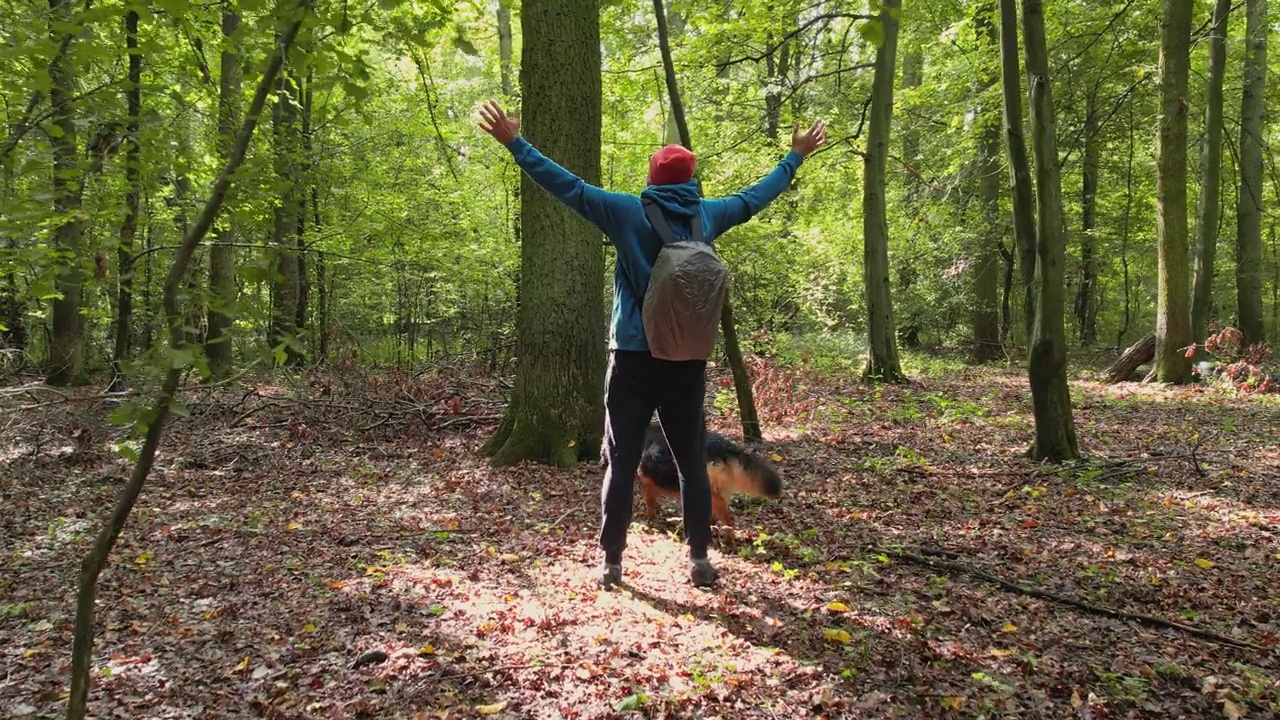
[633,425,783,529]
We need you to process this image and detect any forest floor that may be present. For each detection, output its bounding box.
[1,356,1278,719]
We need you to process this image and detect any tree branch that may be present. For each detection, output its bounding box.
[715,12,876,71]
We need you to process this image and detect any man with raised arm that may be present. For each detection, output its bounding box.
[478,100,825,589]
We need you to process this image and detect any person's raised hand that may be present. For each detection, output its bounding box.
[791,119,827,157]
[478,100,520,145]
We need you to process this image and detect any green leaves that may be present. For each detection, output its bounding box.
[858,19,885,48]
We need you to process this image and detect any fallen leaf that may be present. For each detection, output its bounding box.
[302,623,315,633]
[616,693,646,711]
[475,700,508,715]
[824,628,852,644]
[1223,698,1243,719]
[1000,621,1018,633]
[329,581,346,590]
[135,552,152,564]
[825,601,850,613]
[1019,520,1040,529]
[500,553,520,563]
[1194,558,1215,569]
[231,655,250,673]
[940,695,965,711]
[1071,688,1083,709]
[286,521,302,531]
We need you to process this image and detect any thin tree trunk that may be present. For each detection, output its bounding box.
[207,3,239,378]
[900,45,923,193]
[972,2,1002,362]
[109,8,142,392]
[46,0,85,386]
[1075,95,1100,346]
[498,0,514,97]
[650,0,761,441]
[1154,0,1194,383]
[483,0,605,467]
[270,52,302,365]
[65,7,310,718]
[999,0,1037,341]
[1191,0,1232,353]
[295,69,313,347]
[1119,102,1136,346]
[1022,0,1079,461]
[1236,0,1267,346]
[862,0,905,383]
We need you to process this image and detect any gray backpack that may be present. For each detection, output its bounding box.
[641,198,729,361]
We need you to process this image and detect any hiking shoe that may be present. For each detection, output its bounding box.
[598,563,622,590]
[690,557,718,588]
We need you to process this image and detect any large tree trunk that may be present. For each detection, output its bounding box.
[270,54,302,365]
[1236,0,1268,347]
[207,3,240,379]
[1021,0,1079,462]
[998,0,1037,341]
[46,0,85,386]
[1074,95,1100,346]
[1191,0,1232,354]
[861,0,906,383]
[65,8,310,718]
[483,0,605,467]
[972,2,1002,363]
[109,8,142,392]
[1154,0,1194,383]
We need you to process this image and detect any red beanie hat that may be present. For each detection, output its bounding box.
[648,144,697,185]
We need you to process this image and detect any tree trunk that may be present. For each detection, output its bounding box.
[46,0,85,386]
[900,45,923,193]
[1104,333,1156,383]
[861,0,906,384]
[270,54,302,365]
[651,0,762,441]
[483,0,605,467]
[998,0,1037,341]
[65,8,310,718]
[1236,0,1267,347]
[109,8,142,392]
[295,69,313,345]
[1022,0,1079,461]
[972,2,1002,363]
[1074,95,1099,346]
[1191,0,1231,353]
[1154,0,1194,383]
[207,4,239,379]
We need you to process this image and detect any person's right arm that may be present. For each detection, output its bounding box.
[703,119,826,237]
[701,151,804,235]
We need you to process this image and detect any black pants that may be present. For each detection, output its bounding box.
[599,350,712,563]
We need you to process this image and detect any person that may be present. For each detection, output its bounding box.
[477,100,825,589]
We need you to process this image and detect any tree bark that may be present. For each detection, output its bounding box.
[1105,333,1156,383]
[650,0,762,441]
[1022,0,1079,461]
[46,0,85,386]
[1191,0,1231,354]
[207,3,240,378]
[1236,0,1267,347]
[861,0,906,383]
[1074,95,1100,346]
[483,0,605,467]
[65,7,310,718]
[972,2,1002,362]
[109,8,142,392]
[1154,0,1194,383]
[295,69,313,344]
[998,0,1037,341]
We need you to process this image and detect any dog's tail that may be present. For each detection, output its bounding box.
[707,433,783,499]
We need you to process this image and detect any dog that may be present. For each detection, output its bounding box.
[634,425,782,528]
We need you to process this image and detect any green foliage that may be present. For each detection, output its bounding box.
[0,0,1276,387]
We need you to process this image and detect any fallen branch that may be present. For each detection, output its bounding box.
[878,545,1266,652]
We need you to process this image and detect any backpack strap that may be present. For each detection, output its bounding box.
[642,197,704,246]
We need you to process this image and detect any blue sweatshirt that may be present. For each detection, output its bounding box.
[504,136,804,353]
